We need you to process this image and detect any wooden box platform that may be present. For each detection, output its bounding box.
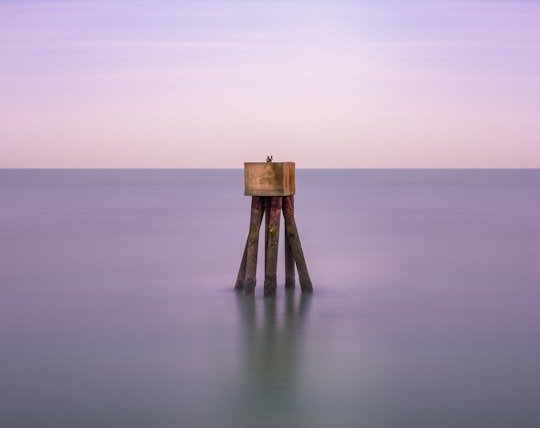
[244,162,295,196]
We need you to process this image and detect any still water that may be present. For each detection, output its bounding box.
[1,169,539,427]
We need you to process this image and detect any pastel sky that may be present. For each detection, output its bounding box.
[1,0,539,168]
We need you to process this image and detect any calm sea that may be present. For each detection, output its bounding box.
[1,169,539,428]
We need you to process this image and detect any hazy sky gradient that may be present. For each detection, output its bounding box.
[1,0,539,167]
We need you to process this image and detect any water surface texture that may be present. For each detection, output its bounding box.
[1,169,539,427]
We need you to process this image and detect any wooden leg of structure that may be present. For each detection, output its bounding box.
[282,196,313,293]
[264,197,270,268]
[284,198,296,289]
[264,196,282,297]
[235,242,248,291]
[237,195,313,296]
[243,196,264,295]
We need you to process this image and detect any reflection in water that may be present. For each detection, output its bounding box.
[229,291,312,428]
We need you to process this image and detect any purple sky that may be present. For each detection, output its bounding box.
[1,0,539,168]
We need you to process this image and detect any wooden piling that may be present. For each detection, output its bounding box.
[285,234,295,288]
[264,197,270,268]
[243,196,264,295]
[264,196,282,297]
[235,242,248,291]
[237,162,313,295]
[284,199,296,289]
[282,196,313,293]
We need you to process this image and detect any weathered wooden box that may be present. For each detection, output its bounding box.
[244,162,295,196]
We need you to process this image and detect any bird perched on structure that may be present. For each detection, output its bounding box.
[266,155,273,162]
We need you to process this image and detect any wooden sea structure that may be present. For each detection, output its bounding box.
[235,161,313,297]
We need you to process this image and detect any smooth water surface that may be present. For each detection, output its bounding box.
[1,169,539,427]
